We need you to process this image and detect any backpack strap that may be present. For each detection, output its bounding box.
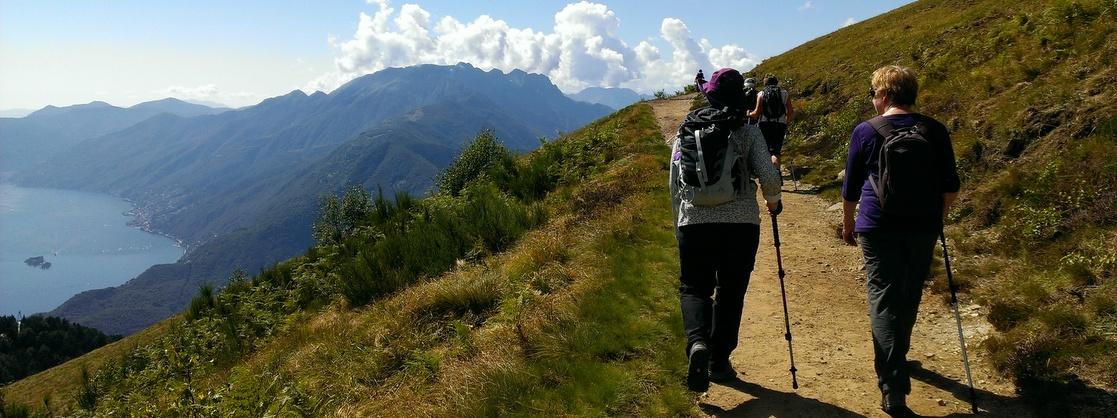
[694,129,708,186]
[868,115,894,139]
[866,116,892,201]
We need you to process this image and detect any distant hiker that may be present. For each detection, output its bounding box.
[840,65,961,417]
[695,69,706,92]
[670,68,783,392]
[747,76,794,167]
[742,78,760,125]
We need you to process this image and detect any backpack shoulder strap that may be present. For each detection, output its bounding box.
[868,115,894,139]
[866,116,893,201]
[694,129,708,186]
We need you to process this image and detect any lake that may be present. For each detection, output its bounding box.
[0,184,183,317]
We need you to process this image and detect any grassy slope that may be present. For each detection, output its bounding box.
[1,104,697,416]
[747,0,1117,409]
[1,318,176,409]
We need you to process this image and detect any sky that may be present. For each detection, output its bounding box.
[0,0,913,110]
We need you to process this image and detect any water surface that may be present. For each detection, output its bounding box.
[0,184,182,317]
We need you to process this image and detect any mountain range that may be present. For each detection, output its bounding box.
[0,98,226,175]
[5,63,611,335]
[568,87,648,110]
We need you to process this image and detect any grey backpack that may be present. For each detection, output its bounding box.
[675,107,746,206]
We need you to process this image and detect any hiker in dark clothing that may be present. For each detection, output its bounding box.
[743,78,760,125]
[748,76,794,167]
[671,68,783,392]
[841,65,961,417]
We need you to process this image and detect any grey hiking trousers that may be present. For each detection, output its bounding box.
[859,229,938,396]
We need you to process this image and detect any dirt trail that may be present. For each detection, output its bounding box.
[651,99,1031,417]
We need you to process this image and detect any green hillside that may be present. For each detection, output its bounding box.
[1,104,695,416]
[747,0,1117,410]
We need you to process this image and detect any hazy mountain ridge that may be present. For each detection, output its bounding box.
[0,98,225,174]
[29,64,611,335]
[568,86,648,110]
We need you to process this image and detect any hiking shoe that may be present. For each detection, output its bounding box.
[708,359,738,383]
[686,342,710,392]
[881,392,917,417]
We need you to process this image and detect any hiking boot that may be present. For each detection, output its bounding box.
[686,342,710,392]
[881,392,917,417]
[708,359,738,383]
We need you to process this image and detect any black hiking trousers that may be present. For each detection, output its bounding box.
[859,229,938,397]
[678,222,761,363]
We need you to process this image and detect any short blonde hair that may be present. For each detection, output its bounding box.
[871,65,918,106]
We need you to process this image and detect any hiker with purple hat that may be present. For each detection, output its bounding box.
[670,68,783,392]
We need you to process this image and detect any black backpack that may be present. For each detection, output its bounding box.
[676,107,746,206]
[868,116,942,216]
[743,88,759,115]
[761,86,786,119]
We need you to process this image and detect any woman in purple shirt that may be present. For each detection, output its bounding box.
[841,65,960,417]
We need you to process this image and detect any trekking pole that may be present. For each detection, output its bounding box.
[770,214,799,389]
[940,230,978,413]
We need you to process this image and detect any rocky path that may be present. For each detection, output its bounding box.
[651,98,1030,417]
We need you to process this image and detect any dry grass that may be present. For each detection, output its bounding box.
[2,317,178,409]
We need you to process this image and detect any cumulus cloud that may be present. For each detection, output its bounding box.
[798,1,815,12]
[158,84,256,105]
[842,17,858,27]
[307,1,759,94]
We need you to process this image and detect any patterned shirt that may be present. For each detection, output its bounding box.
[669,124,782,229]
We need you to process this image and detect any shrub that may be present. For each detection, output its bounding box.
[312,184,374,246]
[436,130,509,196]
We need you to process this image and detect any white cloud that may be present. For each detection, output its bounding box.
[158,84,256,105]
[308,1,759,94]
[842,17,857,27]
[798,1,815,12]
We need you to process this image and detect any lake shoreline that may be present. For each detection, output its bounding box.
[0,183,185,316]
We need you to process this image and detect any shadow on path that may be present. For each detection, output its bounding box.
[699,379,868,418]
[910,361,1117,417]
[909,361,1026,417]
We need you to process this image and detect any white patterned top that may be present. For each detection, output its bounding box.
[669,123,782,229]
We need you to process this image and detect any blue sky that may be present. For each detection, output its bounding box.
[0,0,912,110]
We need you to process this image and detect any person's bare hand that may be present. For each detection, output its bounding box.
[767,200,783,216]
[841,220,857,246]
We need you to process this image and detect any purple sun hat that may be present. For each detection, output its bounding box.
[701,68,746,109]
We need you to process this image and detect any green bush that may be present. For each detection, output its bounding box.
[336,182,543,306]
[436,130,509,196]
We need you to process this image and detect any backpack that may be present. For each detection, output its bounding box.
[868,115,942,217]
[743,88,759,117]
[675,107,747,206]
[761,86,786,120]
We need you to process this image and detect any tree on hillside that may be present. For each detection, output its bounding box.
[0,315,118,384]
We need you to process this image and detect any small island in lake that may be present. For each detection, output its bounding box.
[24,256,52,269]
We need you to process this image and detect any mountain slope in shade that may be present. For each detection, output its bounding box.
[42,65,610,335]
[568,87,648,110]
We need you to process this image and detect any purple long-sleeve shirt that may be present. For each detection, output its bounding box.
[842,113,960,233]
